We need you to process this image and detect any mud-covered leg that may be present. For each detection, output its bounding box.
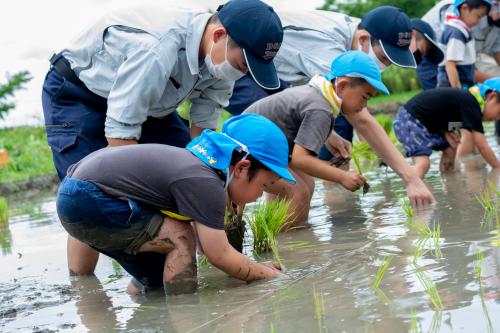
[139,217,197,295]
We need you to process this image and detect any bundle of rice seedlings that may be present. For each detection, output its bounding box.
[224,205,245,253]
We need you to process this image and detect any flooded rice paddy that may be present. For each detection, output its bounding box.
[1,130,500,333]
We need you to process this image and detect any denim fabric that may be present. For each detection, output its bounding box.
[393,107,449,157]
[318,114,354,161]
[42,68,191,180]
[56,177,166,288]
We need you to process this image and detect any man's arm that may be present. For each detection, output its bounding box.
[194,223,284,281]
[495,51,500,66]
[107,138,138,146]
[472,131,500,168]
[344,109,435,205]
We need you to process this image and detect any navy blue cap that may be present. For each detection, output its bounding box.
[218,0,283,90]
[361,6,416,69]
[411,19,445,65]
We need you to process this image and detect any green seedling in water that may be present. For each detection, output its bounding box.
[312,285,327,333]
[198,255,209,267]
[0,197,8,224]
[475,188,499,229]
[410,309,419,333]
[400,197,414,218]
[408,221,443,259]
[247,198,293,264]
[487,180,500,198]
[412,263,443,310]
[372,255,393,289]
[269,322,276,333]
[351,149,370,194]
[475,250,484,286]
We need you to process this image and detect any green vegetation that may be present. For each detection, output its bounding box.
[410,309,419,333]
[312,285,327,333]
[413,263,443,310]
[0,127,55,182]
[0,197,8,224]
[475,188,499,228]
[176,99,233,132]
[408,221,443,259]
[0,71,31,121]
[247,198,293,263]
[319,0,436,23]
[369,90,420,107]
[400,198,414,218]
[475,250,484,286]
[371,255,393,289]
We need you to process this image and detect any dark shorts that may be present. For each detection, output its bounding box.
[56,177,166,288]
[318,115,354,161]
[42,68,191,180]
[393,107,449,157]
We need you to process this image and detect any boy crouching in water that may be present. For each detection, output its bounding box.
[56,114,295,295]
[394,78,500,178]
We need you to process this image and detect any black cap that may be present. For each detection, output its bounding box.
[411,18,445,65]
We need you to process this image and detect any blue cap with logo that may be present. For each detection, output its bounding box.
[411,19,445,65]
[454,0,492,15]
[186,114,296,184]
[218,0,283,90]
[324,51,390,95]
[479,77,500,97]
[361,6,416,69]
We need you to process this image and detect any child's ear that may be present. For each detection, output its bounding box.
[233,159,251,178]
[335,78,350,97]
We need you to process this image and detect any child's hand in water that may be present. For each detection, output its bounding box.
[261,261,289,278]
[340,170,366,192]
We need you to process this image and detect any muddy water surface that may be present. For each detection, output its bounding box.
[1,131,500,333]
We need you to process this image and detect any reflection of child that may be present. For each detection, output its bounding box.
[56,114,295,295]
[394,78,500,178]
[244,51,390,224]
[437,0,492,88]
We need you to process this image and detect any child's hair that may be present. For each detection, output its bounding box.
[458,0,492,11]
[330,76,368,88]
[230,150,270,180]
[485,90,500,102]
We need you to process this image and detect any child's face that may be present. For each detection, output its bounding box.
[482,92,500,121]
[337,80,377,114]
[460,5,489,28]
[227,164,280,205]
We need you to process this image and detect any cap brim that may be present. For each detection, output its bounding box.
[423,33,445,64]
[364,76,390,95]
[243,49,280,90]
[379,40,417,69]
[260,159,296,185]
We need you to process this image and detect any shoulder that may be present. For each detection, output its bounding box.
[442,25,468,43]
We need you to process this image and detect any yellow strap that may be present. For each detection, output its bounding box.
[160,210,192,221]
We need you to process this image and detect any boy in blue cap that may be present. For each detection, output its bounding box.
[394,78,500,178]
[56,114,295,295]
[244,51,433,224]
[438,0,492,88]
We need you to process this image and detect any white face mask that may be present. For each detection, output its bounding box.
[359,39,388,72]
[205,36,246,81]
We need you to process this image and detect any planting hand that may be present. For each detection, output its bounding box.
[261,261,289,278]
[406,176,435,206]
[339,170,366,192]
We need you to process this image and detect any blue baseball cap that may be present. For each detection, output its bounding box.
[454,0,492,15]
[324,51,390,95]
[361,6,416,69]
[411,19,444,65]
[218,0,283,90]
[479,77,500,97]
[186,114,296,184]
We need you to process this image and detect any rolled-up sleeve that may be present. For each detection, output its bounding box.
[189,79,234,129]
[105,47,171,139]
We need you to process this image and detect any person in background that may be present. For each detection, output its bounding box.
[394,78,500,178]
[244,51,433,225]
[56,114,295,295]
[437,0,492,88]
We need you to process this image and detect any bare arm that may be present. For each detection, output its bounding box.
[291,144,365,191]
[472,131,500,168]
[345,109,435,205]
[445,61,461,88]
[495,51,500,66]
[194,223,283,281]
[107,138,138,146]
[474,69,493,83]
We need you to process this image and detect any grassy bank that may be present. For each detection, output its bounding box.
[368,90,420,107]
[0,126,55,183]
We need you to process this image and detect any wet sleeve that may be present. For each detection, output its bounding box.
[294,110,333,155]
[169,177,226,230]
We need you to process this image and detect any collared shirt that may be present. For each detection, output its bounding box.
[473,17,500,55]
[61,6,233,140]
[272,10,360,84]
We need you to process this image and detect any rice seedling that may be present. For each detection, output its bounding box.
[351,148,370,194]
[487,180,500,198]
[284,241,316,250]
[269,322,276,333]
[224,205,245,253]
[372,255,394,289]
[312,285,327,333]
[475,250,484,286]
[409,221,442,259]
[400,197,414,218]
[0,197,8,224]
[198,255,209,267]
[480,288,494,333]
[410,309,419,333]
[247,198,293,263]
[412,263,443,310]
[428,310,442,333]
[475,189,498,227]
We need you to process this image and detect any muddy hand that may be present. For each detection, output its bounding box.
[340,171,366,192]
[261,261,288,278]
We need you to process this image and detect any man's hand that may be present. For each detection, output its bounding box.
[405,176,435,206]
[261,261,288,277]
[339,170,366,192]
[325,132,352,159]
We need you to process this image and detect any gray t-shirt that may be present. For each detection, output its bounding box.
[243,85,334,155]
[67,144,226,230]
